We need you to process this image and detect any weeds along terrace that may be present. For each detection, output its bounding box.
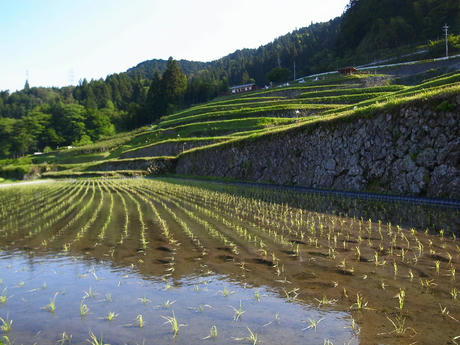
[0,178,458,344]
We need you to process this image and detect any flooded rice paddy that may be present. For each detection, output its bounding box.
[0,178,458,345]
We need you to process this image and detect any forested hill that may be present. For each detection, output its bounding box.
[337,0,460,55]
[127,18,341,86]
[128,0,460,86]
[127,59,210,80]
[0,0,459,159]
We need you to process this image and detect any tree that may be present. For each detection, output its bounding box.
[50,102,87,144]
[24,80,30,93]
[0,117,16,157]
[85,108,115,140]
[266,67,291,83]
[143,71,163,124]
[162,57,187,114]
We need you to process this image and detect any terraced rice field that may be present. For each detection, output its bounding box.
[28,72,459,173]
[0,178,458,344]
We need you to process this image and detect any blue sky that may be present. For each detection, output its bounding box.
[0,0,349,91]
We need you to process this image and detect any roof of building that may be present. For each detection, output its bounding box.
[338,66,358,72]
[230,83,256,89]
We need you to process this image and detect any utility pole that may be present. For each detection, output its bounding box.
[443,24,449,58]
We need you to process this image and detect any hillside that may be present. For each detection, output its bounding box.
[2,67,458,196]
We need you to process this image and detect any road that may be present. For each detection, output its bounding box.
[0,179,55,189]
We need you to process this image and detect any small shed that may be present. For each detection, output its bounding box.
[338,67,358,75]
[230,83,257,94]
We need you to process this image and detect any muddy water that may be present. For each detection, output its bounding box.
[0,252,356,345]
[0,178,458,345]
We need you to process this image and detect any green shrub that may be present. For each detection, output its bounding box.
[0,165,30,180]
[437,100,455,112]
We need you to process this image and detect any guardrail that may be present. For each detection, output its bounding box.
[175,177,460,209]
[295,54,460,82]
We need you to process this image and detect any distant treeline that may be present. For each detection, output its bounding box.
[0,0,459,158]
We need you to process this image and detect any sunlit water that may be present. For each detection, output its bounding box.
[1,179,458,345]
[0,251,357,345]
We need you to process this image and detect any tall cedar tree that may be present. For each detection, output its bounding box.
[144,72,162,124]
[161,57,187,114]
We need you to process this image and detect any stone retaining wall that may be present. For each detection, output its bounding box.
[92,158,174,175]
[121,140,216,159]
[176,95,460,199]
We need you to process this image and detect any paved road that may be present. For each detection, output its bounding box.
[0,179,55,189]
[296,54,460,81]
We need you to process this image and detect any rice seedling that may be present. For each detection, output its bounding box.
[395,288,405,311]
[434,260,441,275]
[83,287,98,299]
[408,269,414,281]
[56,332,72,345]
[345,318,360,335]
[350,293,369,311]
[230,301,245,321]
[136,314,144,328]
[105,293,112,302]
[0,289,9,304]
[153,300,176,309]
[202,325,218,340]
[380,315,416,337]
[87,332,109,345]
[161,311,185,336]
[449,265,456,281]
[377,251,388,267]
[338,259,354,274]
[263,313,280,327]
[302,317,325,331]
[355,246,361,261]
[451,287,458,300]
[0,316,12,333]
[138,296,151,305]
[282,288,301,303]
[80,302,90,317]
[219,287,235,297]
[439,304,460,322]
[315,296,338,307]
[419,278,437,290]
[104,311,119,321]
[234,327,258,345]
[42,292,58,312]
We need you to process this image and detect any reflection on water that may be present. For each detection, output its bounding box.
[0,251,357,345]
[1,178,458,345]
